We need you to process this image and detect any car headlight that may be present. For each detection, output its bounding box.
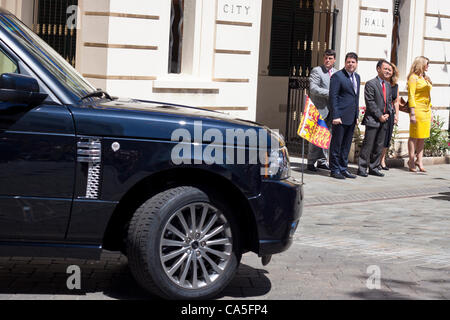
[268,129,286,148]
[263,146,291,180]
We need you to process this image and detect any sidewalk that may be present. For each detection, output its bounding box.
[289,157,450,206]
[238,159,450,299]
[0,160,448,300]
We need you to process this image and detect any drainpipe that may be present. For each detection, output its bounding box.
[331,8,339,50]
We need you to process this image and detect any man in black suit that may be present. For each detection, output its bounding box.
[357,59,392,177]
[329,52,361,179]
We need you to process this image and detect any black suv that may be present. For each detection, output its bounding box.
[0,10,303,299]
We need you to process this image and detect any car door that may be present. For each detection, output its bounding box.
[0,44,75,241]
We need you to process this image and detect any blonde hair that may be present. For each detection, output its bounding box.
[388,62,399,86]
[407,56,432,84]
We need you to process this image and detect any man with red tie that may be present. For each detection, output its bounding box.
[357,59,392,177]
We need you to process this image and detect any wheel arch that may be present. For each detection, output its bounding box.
[102,168,259,254]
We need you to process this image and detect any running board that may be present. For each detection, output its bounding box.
[0,242,102,260]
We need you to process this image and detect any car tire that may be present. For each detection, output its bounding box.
[126,186,241,299]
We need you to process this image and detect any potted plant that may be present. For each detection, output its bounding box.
[424,114,449,157]
[349,106,366,163]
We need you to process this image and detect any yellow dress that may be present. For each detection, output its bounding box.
[408,75,432,139]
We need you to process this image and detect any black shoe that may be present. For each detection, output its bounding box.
[357,170,368,177]
[341,171,356,179]
[380,165,389,171]
[317,163,330,171]
[330,172,346,179]
[369,169,385,177]
[307,164,318,172]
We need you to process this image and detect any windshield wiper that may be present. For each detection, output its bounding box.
[80,90,112,101]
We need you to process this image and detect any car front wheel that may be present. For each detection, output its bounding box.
[126,186,241,299]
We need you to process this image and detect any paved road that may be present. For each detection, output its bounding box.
[0,161,449,300]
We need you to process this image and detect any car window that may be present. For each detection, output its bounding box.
[0,48,18,75]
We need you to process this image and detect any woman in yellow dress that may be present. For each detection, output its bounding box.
[407,56,432,172]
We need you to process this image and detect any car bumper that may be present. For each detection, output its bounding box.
[248,176,303,256]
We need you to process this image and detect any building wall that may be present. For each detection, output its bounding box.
[423,0,450,140]
[256,0,288,134]
[0,0,34,26]
[2,0,448,150]
[392,0,450,154]
[0,0,23,17]
[76,0,263,121]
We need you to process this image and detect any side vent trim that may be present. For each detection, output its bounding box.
[77,138,102,199]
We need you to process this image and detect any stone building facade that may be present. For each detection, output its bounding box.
[3,0,449,156]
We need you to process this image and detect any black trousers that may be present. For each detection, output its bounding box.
[329,123,355,174]
[358,123,387,172]
[384,109,395,148]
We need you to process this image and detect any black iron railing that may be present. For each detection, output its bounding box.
[285,5,339,152]
[33,0,78,67]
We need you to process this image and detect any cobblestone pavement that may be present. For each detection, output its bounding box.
[0,162,449,300]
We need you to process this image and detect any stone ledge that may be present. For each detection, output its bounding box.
[386,155,450,168]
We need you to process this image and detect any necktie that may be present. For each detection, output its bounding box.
[382,81,387,113]
[350,74,356,93]
[328,69,332,78]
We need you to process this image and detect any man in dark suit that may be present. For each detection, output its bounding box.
[357,59,392,177]
[328,52,361,179]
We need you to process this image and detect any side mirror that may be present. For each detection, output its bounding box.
[0,73,48,106]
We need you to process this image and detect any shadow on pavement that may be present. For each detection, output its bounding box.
[0,258,158,300]
[347,289,412,300]
[291,161,359,177]
[0,257,271,300]
[430,192,450,202]
[290,162,330,177]
[348,275,448,300]
[215,264,271,299]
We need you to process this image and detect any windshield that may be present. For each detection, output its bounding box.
[0,14,96,98]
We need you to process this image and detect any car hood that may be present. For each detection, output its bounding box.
[70,97,276,144]
[95,97,263,128]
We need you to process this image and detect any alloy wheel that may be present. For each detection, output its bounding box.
[159,202,233,289]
